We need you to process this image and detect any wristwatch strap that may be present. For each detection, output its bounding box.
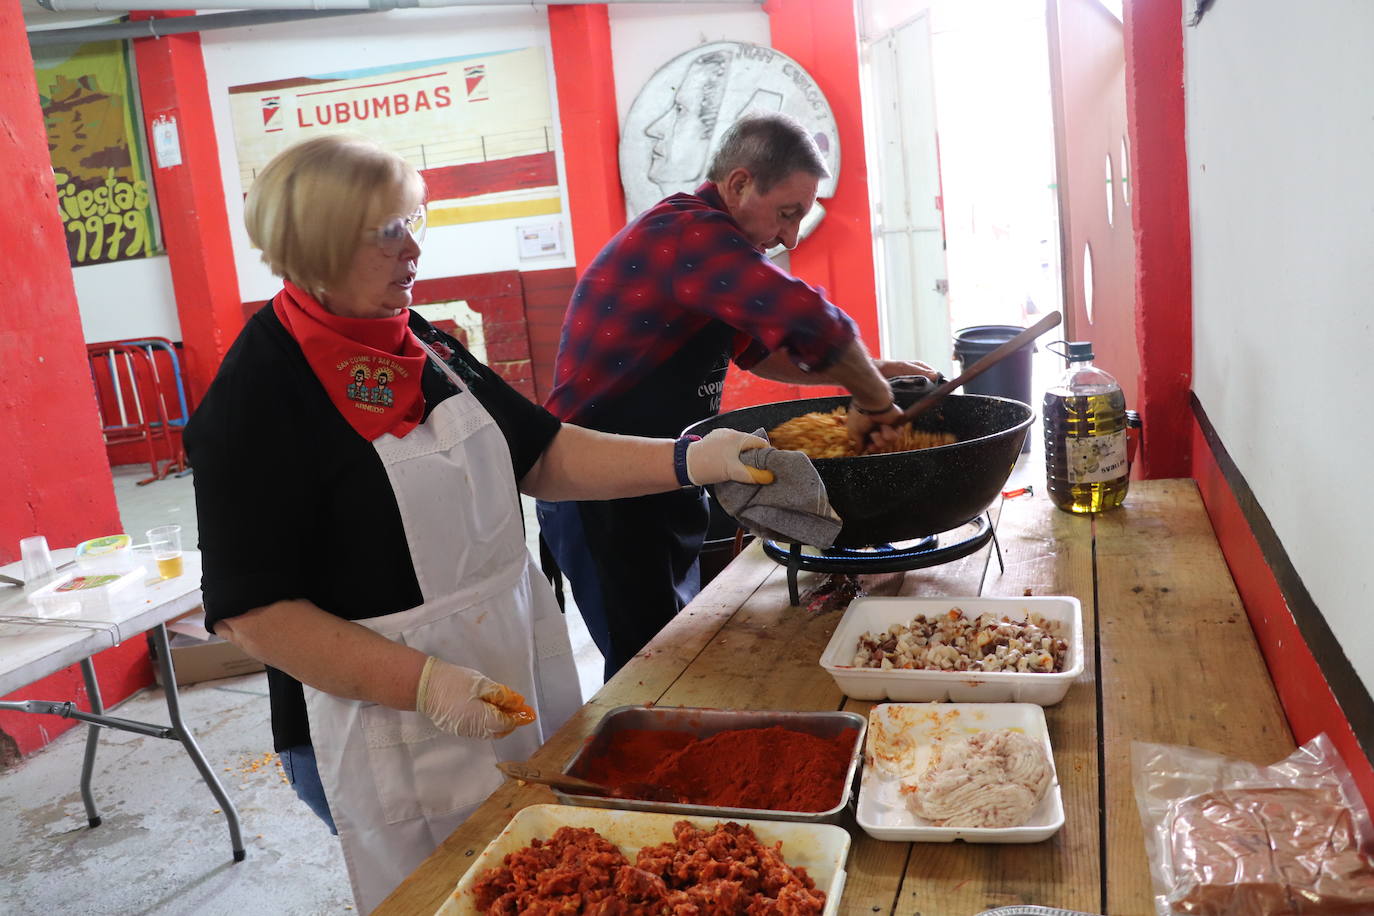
[674,434,702,487]
[852,399,897,416]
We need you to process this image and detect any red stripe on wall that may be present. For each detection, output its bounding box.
[1191,412,1374,807]
[422,151,558,201]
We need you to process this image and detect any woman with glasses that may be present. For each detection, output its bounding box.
[184,135,771,912]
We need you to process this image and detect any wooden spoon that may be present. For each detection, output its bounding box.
[897,310,1062,427]
[495,761,683,803]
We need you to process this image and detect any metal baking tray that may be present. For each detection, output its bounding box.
[557,705,867,823]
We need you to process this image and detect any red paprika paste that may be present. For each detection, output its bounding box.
[578,725,859,812]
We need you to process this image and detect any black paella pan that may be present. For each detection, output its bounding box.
[683,391,1032,549]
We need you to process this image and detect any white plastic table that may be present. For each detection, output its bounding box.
[0,549,244,861]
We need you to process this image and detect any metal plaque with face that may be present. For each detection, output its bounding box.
[619,41,840,249]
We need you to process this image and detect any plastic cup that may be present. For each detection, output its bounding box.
[20,536,56,583]
[146,525,183,580]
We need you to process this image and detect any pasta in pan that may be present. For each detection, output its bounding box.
[768,407,957,459]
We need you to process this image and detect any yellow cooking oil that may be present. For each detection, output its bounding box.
[1043,342,1129,514]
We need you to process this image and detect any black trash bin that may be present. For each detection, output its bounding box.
[953,324,1035,452]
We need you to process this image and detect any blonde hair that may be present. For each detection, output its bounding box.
[244,135,425,297]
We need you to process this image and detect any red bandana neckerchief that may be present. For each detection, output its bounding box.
[273,280,427,441]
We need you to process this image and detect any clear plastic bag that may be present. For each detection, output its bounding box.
[1133,733,1374,915]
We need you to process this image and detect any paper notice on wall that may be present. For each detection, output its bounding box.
[152,114,182,168]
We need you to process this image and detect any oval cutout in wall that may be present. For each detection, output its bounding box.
[1121,135,1131,206]
[1083,241,1095,324]
[1105,154,1115,227]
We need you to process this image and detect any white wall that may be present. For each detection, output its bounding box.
[198,7,573,306]
[608,3,770,129]
[72,253,180,343]
[1185,0,1374,694]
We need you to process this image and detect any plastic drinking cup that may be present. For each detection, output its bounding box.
[146,525,183,579]
[19,536,56,583]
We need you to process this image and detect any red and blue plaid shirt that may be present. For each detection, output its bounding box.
[545,183,856,425]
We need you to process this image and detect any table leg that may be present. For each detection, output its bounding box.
[149,624,246,862]
[79,658,104,829]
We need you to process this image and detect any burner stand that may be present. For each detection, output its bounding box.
[762,512,1002,606]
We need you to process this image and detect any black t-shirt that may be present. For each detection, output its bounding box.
[184,304,561,751]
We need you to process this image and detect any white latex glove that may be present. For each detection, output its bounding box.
[415,656,534,740]
[685,429,775,485]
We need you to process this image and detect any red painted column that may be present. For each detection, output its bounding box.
[131,14,242,404]
[547,4,626,279]
[765,0,882,353]
[0,0,148,762]
[1122,0,1192,478]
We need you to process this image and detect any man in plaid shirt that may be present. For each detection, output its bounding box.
[539,114,936,679]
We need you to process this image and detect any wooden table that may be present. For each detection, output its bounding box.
[0,550,245,861]
[376,479,1295,916]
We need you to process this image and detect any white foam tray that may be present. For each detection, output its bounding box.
[857,703,1064,843]
[819,596,1083,705]
[437,804,849,915]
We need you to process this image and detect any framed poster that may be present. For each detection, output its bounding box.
[229,48,561,229]
[35,40,159,267]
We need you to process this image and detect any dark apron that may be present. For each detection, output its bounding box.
[538,321,739,677]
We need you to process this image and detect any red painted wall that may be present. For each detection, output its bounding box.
[1191,415,1374,807]
[765,0,881,353]
[131,17,243,407]
[522,268,579,403]
[1122,0,1192,479]
[0,0,145,762]
[548,5,625,279]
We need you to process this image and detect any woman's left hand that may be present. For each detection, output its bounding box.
[686,429,775,485]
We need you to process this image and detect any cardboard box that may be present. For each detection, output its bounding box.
[153,610,265,687]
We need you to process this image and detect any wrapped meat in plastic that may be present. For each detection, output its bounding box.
[1168,785,1374,913]
[1134,734,1374,915]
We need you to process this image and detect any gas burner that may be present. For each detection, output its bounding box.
[762,513,1002,606]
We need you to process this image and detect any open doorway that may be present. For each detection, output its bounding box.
[859,0,1068,462]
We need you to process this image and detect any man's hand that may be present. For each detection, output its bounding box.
[875,358,940,382]
[846,402,906,454]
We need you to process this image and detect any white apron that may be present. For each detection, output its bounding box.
[302,383,581,914]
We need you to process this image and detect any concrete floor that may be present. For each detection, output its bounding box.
[0,465,604,915]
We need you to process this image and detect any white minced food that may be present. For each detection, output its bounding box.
[903,728,1052,828]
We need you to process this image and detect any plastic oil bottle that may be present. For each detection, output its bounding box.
[1043,341,1129,513]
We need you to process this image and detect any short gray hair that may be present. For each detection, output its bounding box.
[706,113,829,192]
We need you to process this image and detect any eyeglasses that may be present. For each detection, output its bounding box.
[372,207,427,255]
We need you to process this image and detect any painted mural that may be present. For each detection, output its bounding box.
[34,41,158,267]
[619,42,839,239]
[228,48,561,229]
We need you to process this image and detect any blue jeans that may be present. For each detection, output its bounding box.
[280,744,337,835]
[537,493,704,680]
